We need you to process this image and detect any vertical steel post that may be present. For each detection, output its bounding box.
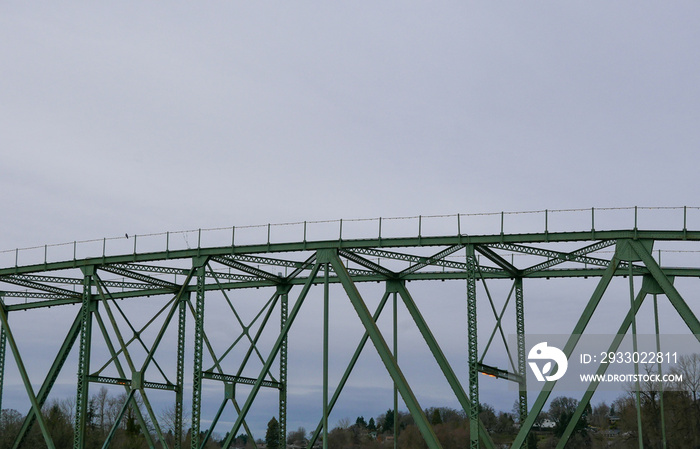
[175,293,188,449]
[191,257,207,449]
[653,295,668,449]
[628,262,644,449]
[74,266,95,449]
[393,291,398,449]
[514,278,527,424]
[466,245,479,449]
[0,302,5,420]
[279,287,288,449]
[322,263,329,449]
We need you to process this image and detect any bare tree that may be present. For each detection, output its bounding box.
[670,353,700,403]
[159,402,189,442]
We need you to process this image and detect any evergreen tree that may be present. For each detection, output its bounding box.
[382,409,394,433]
[367,417,376,431]
[265,417,280,449]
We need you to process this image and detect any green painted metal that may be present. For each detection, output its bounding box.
[190,288,283,448]
[307,289,392,449]
[554,288,647,448]
[628,259,644,449]
[630,240,700,338]
[93,313,154,447]
[0,312,5,420]
[74,267,94,449]
[6,229,700,280]
[653,295,668,449]
[8,262,700,312]
[92,302,155,447]
[466,246,479,449]
[475,245,518,276]
[478,274,516,373]
[90,276,172,385]
[102,389,137,449]
[191,258,207,449]
[393,281,496,449]
[175,294,187,449]
[93,274,168,448]
[279,287,288,449]
[0,297,56,448]
[193,289,283,446]
[393,291,398,449]
[514,278,527,427]
[90,297,176,378]
[479,282,515,365]
[511,253,620,449]
[206,263,275,376]
[325,249,443,449]
[323,262,329,449]
[3,214,700,449]
[221,260,322,449]
[13,311,82,449]
[217,292,280,376]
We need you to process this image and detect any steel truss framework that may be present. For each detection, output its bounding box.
[0,227,699,449]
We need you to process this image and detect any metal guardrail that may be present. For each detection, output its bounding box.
[2,206,699,269]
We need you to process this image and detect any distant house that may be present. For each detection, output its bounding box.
[539,418,556,429]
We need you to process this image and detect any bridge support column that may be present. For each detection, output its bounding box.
[191,256,208,449]
[279,287,288,449]
[515,278,528,428]
[653,294,668,449]
[392,289,398,449]
[74,266,95,449]
[0,299,5,421]
[175,293,188,449]
[466,245,479,449]
[322,261,329,449]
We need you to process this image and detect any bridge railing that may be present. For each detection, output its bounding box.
[2,206,699,269]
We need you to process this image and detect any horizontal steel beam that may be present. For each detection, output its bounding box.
[201,371,282,389]
[88,375,177,391]
[6,263,700,311]
[4,230,700,275]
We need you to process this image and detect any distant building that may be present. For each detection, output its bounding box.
[539,418,556,429]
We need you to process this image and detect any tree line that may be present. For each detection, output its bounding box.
[1,354,699,448]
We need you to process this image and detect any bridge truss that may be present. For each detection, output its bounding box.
[1,208,699,449]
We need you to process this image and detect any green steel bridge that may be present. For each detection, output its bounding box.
[1,207,699,449]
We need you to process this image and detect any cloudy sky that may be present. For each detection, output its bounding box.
[2,1,700,441]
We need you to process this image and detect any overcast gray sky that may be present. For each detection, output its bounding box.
[3,2,700,247]
[2,1,700,440]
